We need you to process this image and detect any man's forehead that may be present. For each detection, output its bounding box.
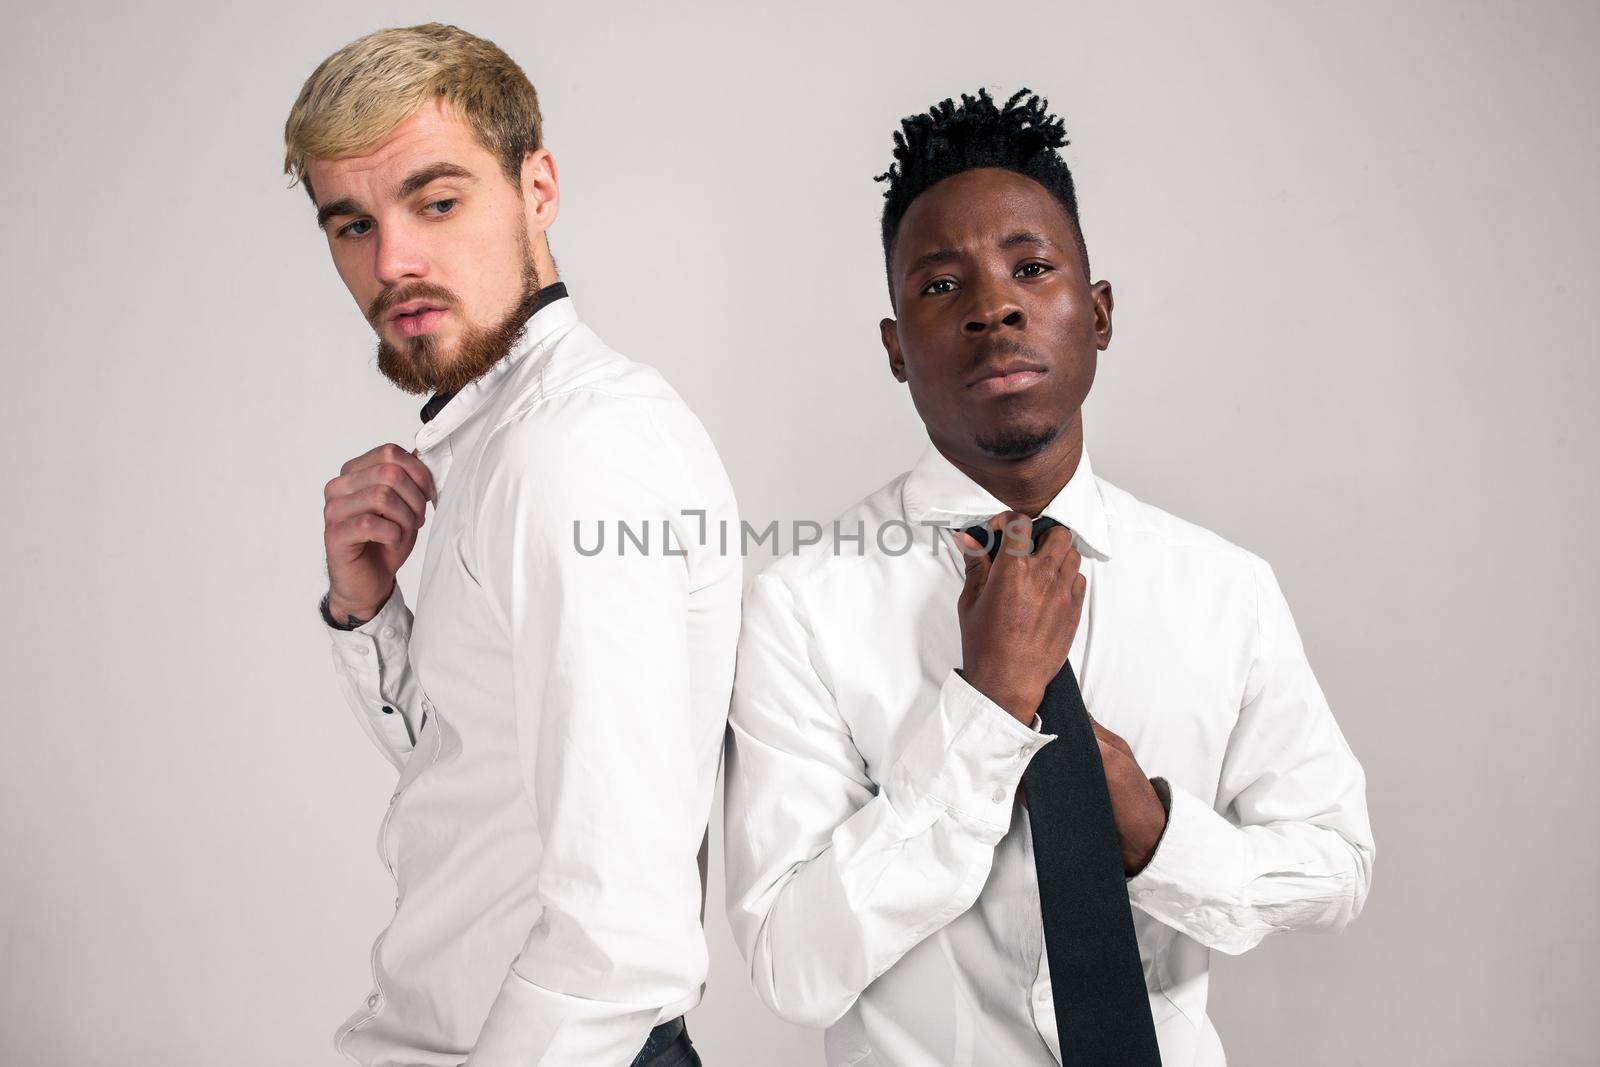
[894,171,1073,269]
[308,99,482,192]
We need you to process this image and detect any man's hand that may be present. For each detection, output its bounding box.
[956,511,1085,725]
[1090,714,1168,876]
[323,442,437,621]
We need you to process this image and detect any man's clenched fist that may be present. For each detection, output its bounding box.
[323,442,437,622]
[956,511,1085,725]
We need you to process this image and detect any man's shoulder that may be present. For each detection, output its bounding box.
[496,320,685,429]
[751,470,922,594]
[480,323,732,510]
[1097,475,1272,582]
[499,317,723,449]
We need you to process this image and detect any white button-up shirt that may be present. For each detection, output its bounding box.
[323,296,742,1066]
[724,440,1374,1066]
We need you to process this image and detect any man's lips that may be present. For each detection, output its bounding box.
[387,299,448,323]
[966,361,1049,396]
[387,302,450,338]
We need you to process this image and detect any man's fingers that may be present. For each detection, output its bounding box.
[326,512,407,554]
[957,533,992,610]
[1035,521,1071,558]
[1035,524,1079,584]
[1066,572,1087,622]
[366,463,430,519]
[324,483,421,536]
[326,462,431,519]
[405,448,438,503]
[339,441,407,477]
[1092,719,1135,759]
[958,532,990,572]
[339,442,437,502]
[992,511,1033,562]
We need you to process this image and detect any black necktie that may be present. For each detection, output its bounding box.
[963,516,1162,1065]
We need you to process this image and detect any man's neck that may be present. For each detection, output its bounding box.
[940,413,1085,518]
[418,280,568,425]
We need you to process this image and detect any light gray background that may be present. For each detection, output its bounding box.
[2,1,1595,1063]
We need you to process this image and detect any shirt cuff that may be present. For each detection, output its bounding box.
[1126,780,1246,919]
[885,669,1058,840]
[324,585,412,682]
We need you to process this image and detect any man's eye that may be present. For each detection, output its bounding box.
[338,219,373,238]
[427,198,458,216]
[922,278,956,296]
[1016,262,1052,278]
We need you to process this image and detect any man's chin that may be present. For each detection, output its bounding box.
[376,337,453,395]
[369,277,542,397]
[973,419,1062,460]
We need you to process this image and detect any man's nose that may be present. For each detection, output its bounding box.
[963,280,1026,334]
[374,223,429,288]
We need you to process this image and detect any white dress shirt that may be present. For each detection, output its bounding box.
[323,295,742,1066]
[724,439,1374,1066]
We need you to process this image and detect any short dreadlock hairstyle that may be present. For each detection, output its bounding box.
[875,88,1089,298]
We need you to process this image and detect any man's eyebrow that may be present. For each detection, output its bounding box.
[315,162,480,231]
[999,230,1053,250]
[315,197,360,231]
[903,231,1058,274]
[907,246,959,274]
[395,161,478,199]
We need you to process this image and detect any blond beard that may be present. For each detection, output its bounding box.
[373,230,542,396]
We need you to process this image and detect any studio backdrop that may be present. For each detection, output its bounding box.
[1,1,1595,1064]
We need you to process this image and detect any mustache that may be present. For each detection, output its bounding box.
[367,283,458,325]
[968,335,1046,370]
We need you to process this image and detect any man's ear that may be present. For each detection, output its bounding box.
[1091,279,1114,350]
[520,148,560,232]
[880,318,907,382]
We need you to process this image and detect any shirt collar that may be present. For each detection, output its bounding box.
[413,284,575,452]
[900,437,1114,560]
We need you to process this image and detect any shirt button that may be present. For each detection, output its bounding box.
[992,786,1008,803]
[381,626,396,639]
[354,646,370,656]
[390,792,401,804]
[366,993,380,1009]
[380,705,395,716]
[422,700,433,714]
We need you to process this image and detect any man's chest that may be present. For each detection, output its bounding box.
[405,492,513,735]
[808,550,1256,790]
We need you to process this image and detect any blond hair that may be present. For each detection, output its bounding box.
[283,22,542,204]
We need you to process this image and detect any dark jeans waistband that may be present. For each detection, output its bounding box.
[630,1015,689,1067]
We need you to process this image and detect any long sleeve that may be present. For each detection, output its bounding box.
[324,585,423,770]
[464,392,712,1065]
[1126,554,1375,954]
[723,569,1054,1029]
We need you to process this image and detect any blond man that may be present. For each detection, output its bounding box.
[285,23,737,1066]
